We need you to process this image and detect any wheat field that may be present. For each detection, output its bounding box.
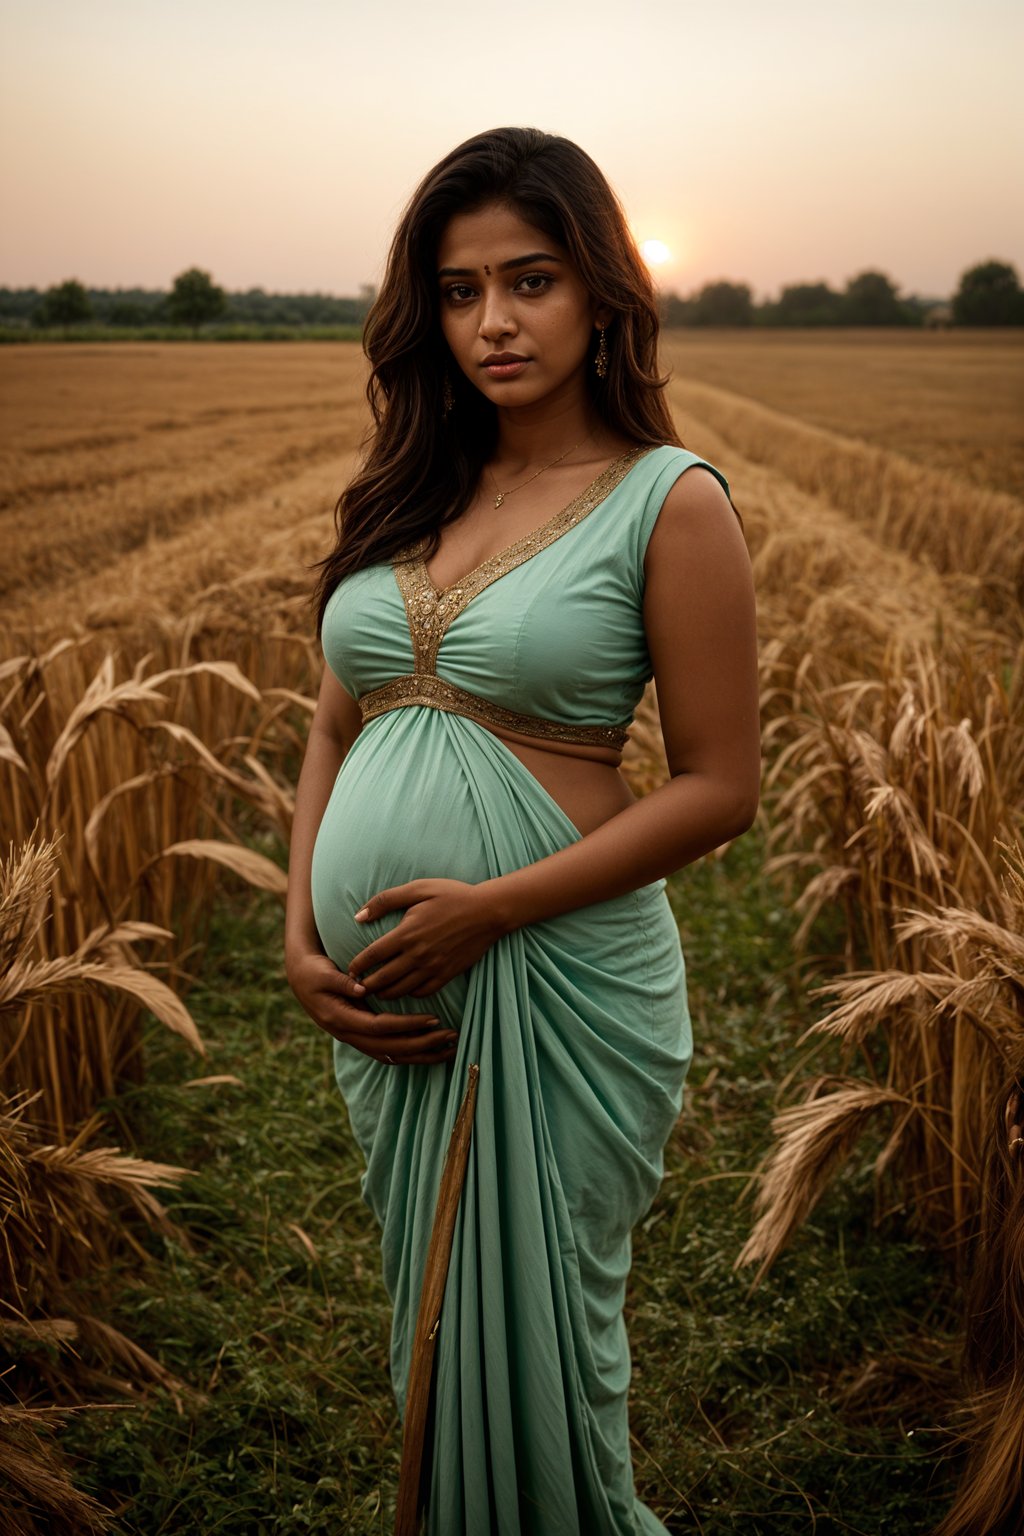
[662,329,1024,498]
[2,331,1023,1535]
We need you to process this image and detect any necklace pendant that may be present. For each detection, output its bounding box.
[493,492,504,509]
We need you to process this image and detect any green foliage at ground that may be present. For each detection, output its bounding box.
[60,830,963,1533]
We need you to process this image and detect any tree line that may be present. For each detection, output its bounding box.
[2,259,1022,336]
[0,269,374,336]
[662,260,1023,327]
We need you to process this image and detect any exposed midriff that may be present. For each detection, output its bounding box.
[481,720,638,839]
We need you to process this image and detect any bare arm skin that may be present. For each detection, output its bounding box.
[486,464,760,925]
[349,467,761,998]
[284,666,460,1064]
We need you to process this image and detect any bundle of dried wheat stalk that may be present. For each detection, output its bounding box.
[735,631,1024,1535]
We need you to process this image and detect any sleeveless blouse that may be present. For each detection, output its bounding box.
[321,444,734,751]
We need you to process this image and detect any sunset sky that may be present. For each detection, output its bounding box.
[1,0,1021,303]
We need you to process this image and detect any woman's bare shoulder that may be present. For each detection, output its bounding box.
[643,463,743,576]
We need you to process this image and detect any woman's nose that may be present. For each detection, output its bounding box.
[478,288,516,341]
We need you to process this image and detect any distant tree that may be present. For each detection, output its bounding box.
[952,260,1023,325]
[168,267,227,335]
[777,281,844,327]
[0,286,42,328]
[32,278,93,332]
[691,280,753,327]
[108,299,147,327]
[355,282,378,322]
[842,270,907,325]
[751,299,779,327]
[659,291,696,327]
[902,294,943,327]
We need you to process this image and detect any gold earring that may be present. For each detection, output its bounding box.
[594,326,609,380]
[442,371,454,416]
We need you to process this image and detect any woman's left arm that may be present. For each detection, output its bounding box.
[482,465,761,928]
[348,468,760,998]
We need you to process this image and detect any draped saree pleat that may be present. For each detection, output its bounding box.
[310,444,736,1535]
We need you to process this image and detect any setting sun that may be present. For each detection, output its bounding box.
[640,239,672,267]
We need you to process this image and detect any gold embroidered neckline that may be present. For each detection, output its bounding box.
[420,445,652,598]
[392,445,655,673]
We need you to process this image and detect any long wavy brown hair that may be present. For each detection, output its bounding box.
[312,125,685,637]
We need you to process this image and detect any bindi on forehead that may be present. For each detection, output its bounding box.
[437,251,564,280]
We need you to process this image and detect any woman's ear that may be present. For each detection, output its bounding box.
[593,304,615,330]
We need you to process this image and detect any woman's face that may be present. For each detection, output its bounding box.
[436,201,612,412]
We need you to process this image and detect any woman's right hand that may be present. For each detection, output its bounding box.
[286,950,459,1066]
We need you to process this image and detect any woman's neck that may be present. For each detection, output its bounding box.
[491,394,608,474]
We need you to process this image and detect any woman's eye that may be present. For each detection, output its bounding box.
[442,273,551,305]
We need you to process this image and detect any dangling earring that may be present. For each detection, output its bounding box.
[442,371,454,417]
[594,326,609,380]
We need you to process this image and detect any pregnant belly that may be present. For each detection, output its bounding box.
[309,706,642,1000]
[310,711,498,983]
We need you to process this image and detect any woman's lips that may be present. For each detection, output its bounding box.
[483,360,529,379]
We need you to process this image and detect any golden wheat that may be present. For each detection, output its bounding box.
[1,642,301,1131]
[662,328,1024,498]
[667,371,1024,620]
[0,834,201,1495]
[737,839,1024,1536]
[0,1398,115,1535]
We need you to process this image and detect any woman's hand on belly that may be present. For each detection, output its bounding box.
[349,878,507,1000]
[286,949,460,1066]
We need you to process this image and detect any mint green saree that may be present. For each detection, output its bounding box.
[311,445,734,1534]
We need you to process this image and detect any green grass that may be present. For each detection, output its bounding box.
[58,829,963,1533]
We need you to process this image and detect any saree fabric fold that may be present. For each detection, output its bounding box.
[311,444,735,1534]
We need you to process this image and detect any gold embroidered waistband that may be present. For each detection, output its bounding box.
[357,673,629,751]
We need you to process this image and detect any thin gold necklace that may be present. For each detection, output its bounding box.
[485,435,591,510]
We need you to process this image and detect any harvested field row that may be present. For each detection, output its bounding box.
[1,429,353,603]
[3,454,351,638]
[662,329,1024,497]
[1,349,373,616]
[0,399,347,507]
[0,342,369,452]
[668,374,1024,620]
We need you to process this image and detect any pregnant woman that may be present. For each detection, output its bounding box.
[285,126,760,1534]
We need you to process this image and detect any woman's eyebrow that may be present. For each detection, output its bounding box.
[437,252,563,278]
